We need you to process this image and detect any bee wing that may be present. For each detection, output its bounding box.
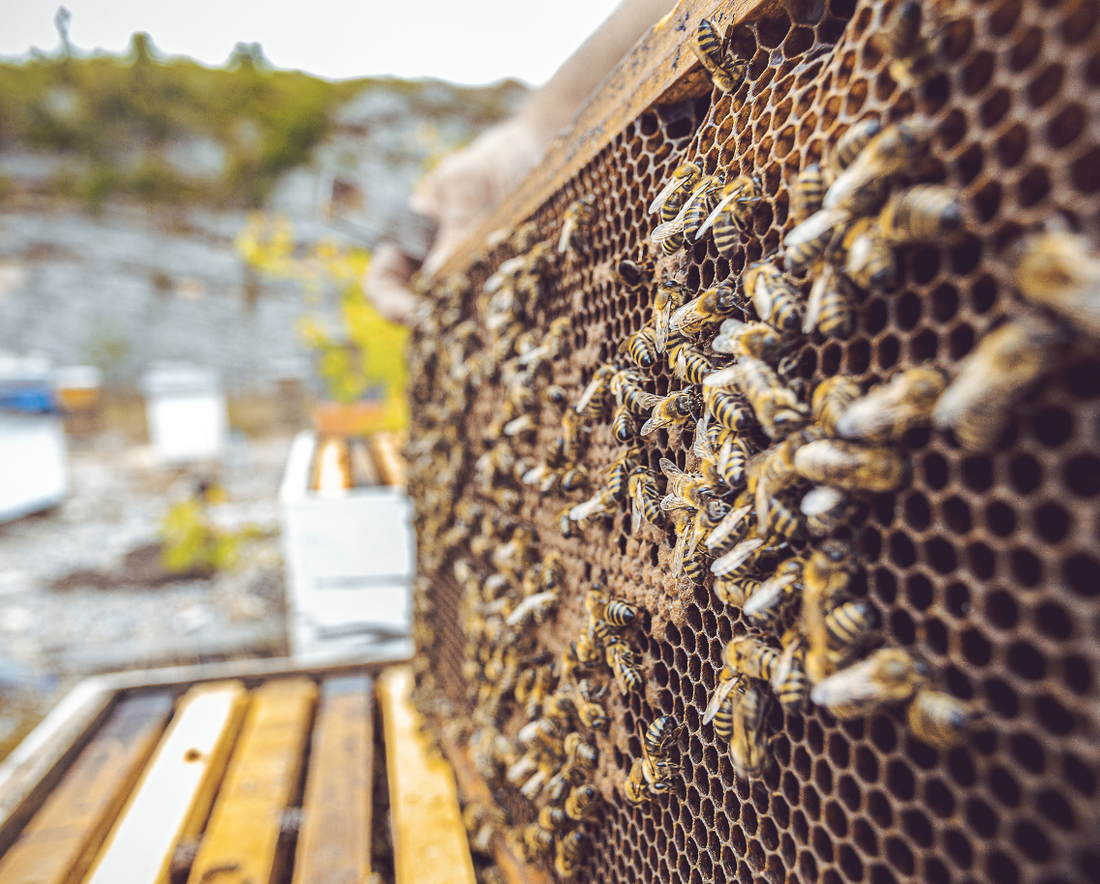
[695,189,740,241]
[648,171,692,215]
[557,216,577,254]
[742,571,797,618]
[659,456,688,483]
[669,296,701,334]
[569,492,609,522]
[649,217,686,244]
[630,480,646,534]
[802,265,830,334]
[705,502,754,552]
[770,635,803,692]
[809,658,881,708]
[822,150,873,212]
[711,535,765,576]
[640,408,673,436]
[703,673,740,724]
[660,493,695,512]
[693,411,714,460]
[702,365,740,389]
[654,301,674,353]
[711,318,747,354]
[504,415,535,436]
[516,344,551,367]
[671,518,690,576]
[575,370,609,414]
[749,271,774,324]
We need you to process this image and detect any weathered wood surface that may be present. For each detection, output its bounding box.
[435,0,778,281]
[84,681,249,884]
[378,666,476,884]
[0,693,173,884]
[184,677,317,884]
[291,675,374,884]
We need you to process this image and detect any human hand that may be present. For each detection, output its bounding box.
[361,118,543,323]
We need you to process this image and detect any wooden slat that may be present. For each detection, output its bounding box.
[368,433,407,488]
[435,0,780,280]
[291,675,374,884]
[377,666,475,884]
[0,693,173,884]
[84,681,249,884]
[185,677,317,884]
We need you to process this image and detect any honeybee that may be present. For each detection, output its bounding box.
[562,407,590,463]
[611,404,638,443]
[573,680,609,731]
[783,207,849,277]
[615,258,651,288]
[742,557,804,623]
[622,325,659,369]
[803,261,854,338]
[713,574,761,607]
[704,667,739,743]
[684,547,714,585]
[810,375,861,437]
[704,500,755,557]
[1013,227,1100,337]
[652,275,692,352]
[690,17,749,92]
[878,185,964,244]
[640,390,697,436]
[931,315,1066,451]
[828,118,883,180]
[586,590,638,627]
[790,164,827,224]
[561,466,590,496]
[554,828,588,879]
[771,631,809,711]
[748,431,804,525]
[801,485,850,536]
[873,0,936,90]
[669,282,741,337]
[574,363,615,419]
[651,175,722,246]
[907,689,981,749]
[563,731,598,776]
[810,648,930,719]
[564,782,601,820]
[612,369,661,414]
[606,637,643,693]
[743,260,804,333]
[623,757,651,806]
[642,715,681,762]
[502,413,537,439]
[505,590,559,628]
[840,216,898,291]
[825,598,875,660]
[824,117,936,215]
[699,176,763,254]
[669,342,714,385]
[670,498,730,575]
[703,385,757,433]
[729,678,770,777]
[558,196,595,255]
[516,316,572,369]
[568,488,616,528]
[628,465,666,531]
[710,534,767,579]
[793,439,910,491]
[834,367,947,442]
[726,635,781,682]
[712,318,785,363]
[523,822,555,859]
[716,434,752,490]
[542,552,565,591]
[802,541,856,684]
[608,446,641,503]
[648,163,701,216]
[706,358,807,438]
[659,458,708,509]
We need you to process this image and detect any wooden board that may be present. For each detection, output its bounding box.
[0,693,173,884]
[185,677,317,884]
[291,675,374,884]
[435,0,779,281]
[84,681,249,884]
[377,666,476,884]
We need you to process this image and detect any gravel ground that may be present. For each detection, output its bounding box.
[0,430,294,751]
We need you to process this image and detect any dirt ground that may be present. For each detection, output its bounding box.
[0,429,295,755]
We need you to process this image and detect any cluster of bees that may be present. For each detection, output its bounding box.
[403,7,1100,882]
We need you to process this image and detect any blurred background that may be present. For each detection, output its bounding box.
[0,0,620,758]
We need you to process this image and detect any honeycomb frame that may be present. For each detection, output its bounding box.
[407,0,1100,882]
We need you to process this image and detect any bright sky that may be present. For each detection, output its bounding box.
[1,0,625,85]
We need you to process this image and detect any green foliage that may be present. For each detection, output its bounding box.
[159,498,241,574]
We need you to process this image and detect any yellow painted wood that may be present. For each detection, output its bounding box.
[377,666,475,884]
[185,677,317,884]
[291,676,374,884]
[82,681,249,884]
[0,693,173,884]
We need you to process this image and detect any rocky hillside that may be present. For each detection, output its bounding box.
[0,38,528,393]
